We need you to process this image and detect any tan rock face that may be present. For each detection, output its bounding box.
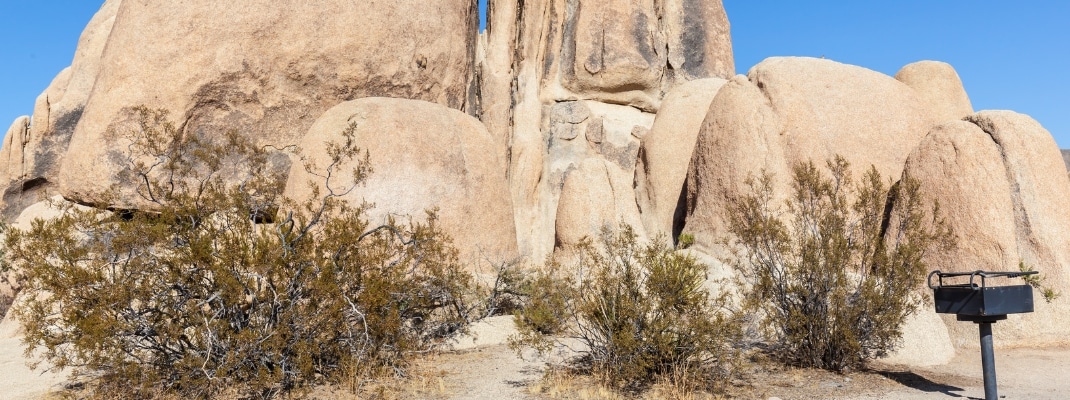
[481,0,733,257]
[893,121,1018,359]
[683,75,789,256]
[903,121,1019,273]
[283,98,517,266]
[684,57,933,252]
[965,111,1070,291]
[566,0,665,97]
[0,117,31,195]
[636,78,727,240]
[536,101,650,252]
[895,60,973,122]
[748,57,934,180]
[0,0,121,219]
[664,0,734,82]
[57,0,478,206]
[556,158,616,246]
[896,112,1070,350]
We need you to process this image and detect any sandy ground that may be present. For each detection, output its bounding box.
[426,344,1070,400]
[436,316,1070,400]
[849,345,1070,400]
[2,314,1067,400]
[0,317,69,400]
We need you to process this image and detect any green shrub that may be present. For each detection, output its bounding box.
[511,226,741,393]
[1019,261,1061,303]
[725,157,953,372]
[6,107,476,399]
[676,232,695,250]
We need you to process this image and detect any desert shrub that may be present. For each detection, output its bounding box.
[6,107,476,399]
[725,157,952,372]
[0,222,11,319]
[676,232,695,250]
[1019,261,1061,303]
[511,225,741,392]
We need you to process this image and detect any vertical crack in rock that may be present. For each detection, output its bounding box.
[965,115,1031,260]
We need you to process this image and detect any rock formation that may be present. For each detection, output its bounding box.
[894,112,1070,350]
[683,57,938,255]
[1,0,1069,369]
[55,0,479,207]
[0,0,121,219]
[283,97,517,265]
[480,0,734,257]
[895,60,974,122]
[636,78,727,240]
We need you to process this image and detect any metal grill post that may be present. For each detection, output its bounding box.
[978,321,997,400]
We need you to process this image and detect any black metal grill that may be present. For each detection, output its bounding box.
[928,270,1037,400]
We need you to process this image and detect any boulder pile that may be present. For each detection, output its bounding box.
[1,0,1068,366]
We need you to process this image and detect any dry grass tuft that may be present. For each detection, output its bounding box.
[526,366,732,400]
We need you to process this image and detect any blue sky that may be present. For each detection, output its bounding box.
[2,1,1068,147]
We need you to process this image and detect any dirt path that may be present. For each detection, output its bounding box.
[435,345,543,400]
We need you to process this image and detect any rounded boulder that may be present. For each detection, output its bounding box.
[283,98,516,266]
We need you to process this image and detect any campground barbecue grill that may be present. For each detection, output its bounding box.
[928,270,1037,400]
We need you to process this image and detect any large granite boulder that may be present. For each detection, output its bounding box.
[555,158,617,246]
[966,111,1070,292]
[683,57,938,253]
[682,75,790,257]
[283,98,517,266]
[637,78,727,240]
[56,0,479,207]
[748,57,934,180]
[895,60,974,122]
[898,111,1070,350]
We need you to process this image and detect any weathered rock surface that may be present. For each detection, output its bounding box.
[538,101,650,249]
[749,57,934,180]
[480,0,734,257]
[530,0,734,110]
[664,0,734,83]
[889,120,1017,361]
[896,112,1070,351]
[683,57,936,252]
[903,120,1020,273]
[881,310,956,367]
[0,0,121,219]
[0,117,31,202]
[966,111,1070,293]
[895,60,973,122]
[555,158,616,246]
[283,98,516,265]
[637,78,727,240]
[57,0,478,207]
[683,75,789,256]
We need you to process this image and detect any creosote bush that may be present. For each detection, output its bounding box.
[726,157,953,372]
[1019,261,1061,303]
[6,107,477,399]
[511,226,741,393]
